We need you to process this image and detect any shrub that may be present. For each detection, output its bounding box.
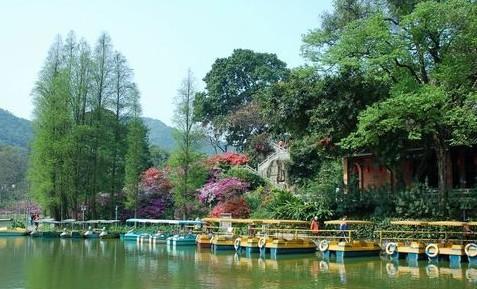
[198,177,249,205]
[206,152,249,169]
[210,197,251,218]
[224,166,266,190]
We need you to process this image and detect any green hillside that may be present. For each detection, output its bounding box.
[0,109,216,154]
[142,117,177,151]
[0,109,32,150]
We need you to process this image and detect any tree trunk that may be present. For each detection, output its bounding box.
[434,136,449,212]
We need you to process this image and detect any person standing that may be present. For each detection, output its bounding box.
[310,216,319,235]
[339,216,348,242]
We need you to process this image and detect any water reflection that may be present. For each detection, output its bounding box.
[0,238,476,289]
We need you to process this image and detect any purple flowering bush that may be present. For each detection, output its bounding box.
[198,177,249,206]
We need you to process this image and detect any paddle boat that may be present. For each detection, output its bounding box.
[98,220,120,239]
[202,217,261,253]
[204,217,241,251]
[319,220,380,261]
[81,220,120,239]
[31,219,61,238]
[377,220,429,264]
[166,220,202,246]
[122,219,200,244]
[59,219,77,238]
[259,219,316,258]
[0,218,28,236]
[122,219,160,241]
[465,221,477,266]
[423,221,469,267]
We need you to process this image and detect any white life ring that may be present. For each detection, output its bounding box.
[258,237,267,249]
[426,264,439,278]
[465,243,477,257]
[386,262,398,277]
[319,240,329,252]
[425,243,439,258]
[385,242,397,255]
[234,238,242,251]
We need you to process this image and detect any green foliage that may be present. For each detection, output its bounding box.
[169,70,208,218]
[194,49,289,151]
[223,166,266,190]
[342,86,477,151]
[0,145,28,204]
[29,32,149,219]
[394,185,441,219]
[124,118,150,211]
[149,145,170,168]
[10,218,25,229]
[265,189,333,220]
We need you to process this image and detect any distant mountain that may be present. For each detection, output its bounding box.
[142,117,216,154]
[142,117,177,151]
[0,109,215,154]
[0,109,32,150]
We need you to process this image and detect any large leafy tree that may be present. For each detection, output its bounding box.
[304,0,477,202]
[194,49,289,152]
[260,66,388,182]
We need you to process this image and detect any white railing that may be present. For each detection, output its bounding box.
[258,150,290,172]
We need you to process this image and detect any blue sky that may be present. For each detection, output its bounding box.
[0,0,332,125]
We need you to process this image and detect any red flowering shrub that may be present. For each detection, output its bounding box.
[141,167,172,194]
[210,197,250,218]
[207,152,249,167]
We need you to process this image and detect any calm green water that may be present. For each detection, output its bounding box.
[0,237,476,289]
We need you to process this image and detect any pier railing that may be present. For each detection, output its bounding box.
[376,230,477,246]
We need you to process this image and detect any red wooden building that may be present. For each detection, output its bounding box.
[343,146,477,190]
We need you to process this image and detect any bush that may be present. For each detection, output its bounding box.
[210,197,251,218]
[198,177,249,205]
[224,166,266,190]
[265,189,333,220]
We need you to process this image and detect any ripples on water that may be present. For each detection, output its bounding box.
[0,238,476,289]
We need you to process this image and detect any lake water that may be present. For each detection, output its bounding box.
[0,237,476,289]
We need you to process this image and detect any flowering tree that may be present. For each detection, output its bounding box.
[198,177,249,205]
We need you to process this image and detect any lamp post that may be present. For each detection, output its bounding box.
[80,205,87,229]
[115,205,118,227]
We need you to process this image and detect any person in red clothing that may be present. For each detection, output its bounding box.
[310,216,319,235]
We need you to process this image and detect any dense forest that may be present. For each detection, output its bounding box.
[24,0,477,222]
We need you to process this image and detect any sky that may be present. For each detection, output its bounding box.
[0,0,332,126]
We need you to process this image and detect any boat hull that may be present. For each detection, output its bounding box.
[0,231,27,237]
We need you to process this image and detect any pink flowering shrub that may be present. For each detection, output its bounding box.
[198,177,249,205]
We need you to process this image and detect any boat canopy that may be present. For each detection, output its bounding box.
[61,219,76,224]
[324,220,374,225]
[38,219,60,224]
[125,218,202,225]
[390,220,428,226]
[427,221,467,227]
[73,220,119,224]
[202,218,258,224]
[260,219,308,225]
[202,218,307,225]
